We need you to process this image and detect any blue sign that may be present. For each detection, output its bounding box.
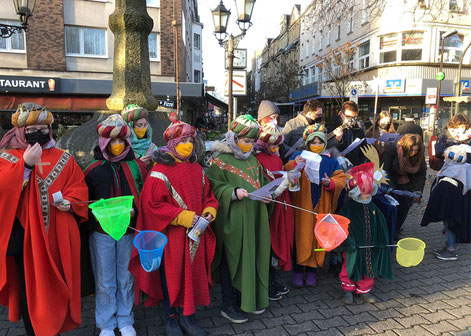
[384,79,405,93]
[461,80,469,92]
[350,89,357,96]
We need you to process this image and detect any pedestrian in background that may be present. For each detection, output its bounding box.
[366,111,396,158]
[382,134,426,240]
[421,114,471,261]
[257,100,280,127]
[397,114,423,140]
[84,114,148,336]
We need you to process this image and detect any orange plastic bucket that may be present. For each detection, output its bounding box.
[314,214,350,251]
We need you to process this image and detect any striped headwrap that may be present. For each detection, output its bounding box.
[121,104,149,123]
[11,103,54,127]
[303,123,327,146]
[97,114,131,139]
[258,123,284,145]
[230,114,260,140]
[163,120,196,142]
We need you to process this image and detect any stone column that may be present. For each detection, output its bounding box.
[106,0,158,111]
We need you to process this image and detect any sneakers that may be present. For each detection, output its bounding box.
[164,315,183,336]
[268,286,282,301]
[361,292,377,303]
[99,330,115,336]
[342,291,353,305]
[305,272,317,287]
[251,307,265,315]
[221,305,248,324]
[433,246,448,256]
[292,271,303,288]
[436,249,458,261]
[119,326,136,336]
[179,314,206,336]
[272,280,289,295]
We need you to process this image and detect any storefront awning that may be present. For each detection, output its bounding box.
[0,95,107,111]
[205,93,228,110]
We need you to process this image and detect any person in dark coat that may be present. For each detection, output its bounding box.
[327,100,366,166]
[397,115,423,139]
[421,114,471,261]
[382,134,426,239]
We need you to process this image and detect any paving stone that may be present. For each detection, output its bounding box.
[422,320,460,334]
[336,322,376,335]
[448,305,471,318]
[394,325,435,336]
[305,328,343,336]
[369,308,404,320]
[395,314,431,328]
[422,310,457,323]
[318,306,352,319]
[368,319,404,333]
[256,326,289,336]
[284,321,320,335]
[448,316,471,330]
[232,320,266,334]
[313,316,349,331]
[261,314,296,328]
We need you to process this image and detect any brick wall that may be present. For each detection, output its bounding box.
[160,0,186,81]
[26,0,66,71]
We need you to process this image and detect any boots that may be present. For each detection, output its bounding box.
[179,314,207,336]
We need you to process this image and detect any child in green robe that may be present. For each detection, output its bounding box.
[207,115,274,323]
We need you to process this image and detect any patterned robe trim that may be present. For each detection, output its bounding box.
[212,157,261,189]
[36,152,71,232]
[149,170,207,262]
[363,204,374,277]
[0,152,19,164]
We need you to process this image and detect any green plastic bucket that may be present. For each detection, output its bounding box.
[89,196,134,241]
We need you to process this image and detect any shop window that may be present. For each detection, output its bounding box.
[0,21,25,52]
[149,33,159,60]
[439,32,464,62]
[359,40,370,69]
[65,26,106,57]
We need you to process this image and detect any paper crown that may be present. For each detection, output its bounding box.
[350,162,375,195]
[12,103,54,127]
[303,123,327,145]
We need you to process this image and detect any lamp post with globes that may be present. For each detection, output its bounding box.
[211,0,255,130]
[0,0,35,38]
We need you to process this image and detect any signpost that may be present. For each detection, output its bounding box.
[224,71,247,96]
[349,88,358,104]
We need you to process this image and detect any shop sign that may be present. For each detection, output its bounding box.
[461,80,469,92]
[159,100,175,108]
[384,79,405,93]
[0,75,59,93]
[425,87,437,105]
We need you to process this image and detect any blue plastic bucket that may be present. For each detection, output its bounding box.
[133,231,167,272]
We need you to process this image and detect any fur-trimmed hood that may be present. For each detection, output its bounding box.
[210,140,233,158]
[152,148,196,166]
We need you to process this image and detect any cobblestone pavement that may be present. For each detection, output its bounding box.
[1,172,470,336]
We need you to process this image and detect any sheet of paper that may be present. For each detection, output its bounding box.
[301,151,322,184]
[188,217,210,242]
[320,213,338,224]
[52,191,63,204]
[366,138,377,145]
[248,177,285,200]
[378,133,400,143]
[340,138,363,156]
[284,137,304,158]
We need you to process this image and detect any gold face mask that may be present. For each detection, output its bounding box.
[110,143,125,156]
[309,144,324,154]
[134,127,147,139]
[175,142,194,158]
[238,142,253,153]
[269,146,279,153]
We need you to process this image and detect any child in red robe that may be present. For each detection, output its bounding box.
[254,123,294,301]
[0,103,88,336]
[130,120,218,336]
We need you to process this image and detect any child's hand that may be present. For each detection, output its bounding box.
[321,173,331,187]
[53,199,71,212]
[202,212,214,222]
[295,156,306,165]
[236,188,248,200]
[191,215,199,227]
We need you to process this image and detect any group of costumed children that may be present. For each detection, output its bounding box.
[5,100,449,336]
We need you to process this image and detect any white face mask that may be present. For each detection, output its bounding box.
[268,118,278,127]
[348,184,378,204]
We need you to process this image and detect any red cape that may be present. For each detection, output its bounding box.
[129,161,218,316]
[255,152,294,271]
[0,148,88,336]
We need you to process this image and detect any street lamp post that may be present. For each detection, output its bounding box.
[0,0,35,38]
[454,40,471,115]
[433,30,458,135]
[211,0,255,130]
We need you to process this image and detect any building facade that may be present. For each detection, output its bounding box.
[0,0,204,131]
[295,0,471,133]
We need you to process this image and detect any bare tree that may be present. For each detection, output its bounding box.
[407,0,469,25]
[315,42,367,108]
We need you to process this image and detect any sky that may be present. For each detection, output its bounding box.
[199,0,311,100]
